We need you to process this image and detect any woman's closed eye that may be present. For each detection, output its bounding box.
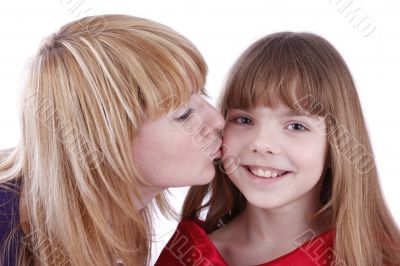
[176,108,194,122]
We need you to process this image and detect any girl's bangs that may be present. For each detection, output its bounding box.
[221,33,333,118]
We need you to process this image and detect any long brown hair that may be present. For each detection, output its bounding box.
[0,14,206,265]
[182,32,400,265]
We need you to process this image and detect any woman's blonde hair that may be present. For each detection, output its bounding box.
[0,14,206,265]
[182,32,400,265]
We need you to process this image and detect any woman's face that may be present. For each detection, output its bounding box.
[133,93,224,189]
[222,104,328,210]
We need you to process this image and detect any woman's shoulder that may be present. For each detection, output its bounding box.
[155,218,228,266]
[0,181,22,266]
[0,181,21,223]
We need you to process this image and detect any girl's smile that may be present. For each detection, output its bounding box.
[244,164,292,185]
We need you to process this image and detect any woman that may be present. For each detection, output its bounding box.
[0,14,224,265]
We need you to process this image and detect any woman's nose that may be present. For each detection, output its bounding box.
[200,98,224,131]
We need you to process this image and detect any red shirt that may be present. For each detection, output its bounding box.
[155,219,335,266]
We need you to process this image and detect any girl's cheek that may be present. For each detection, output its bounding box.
[226,128,244,141]
[222,133,233,146]
[222,137,240,156]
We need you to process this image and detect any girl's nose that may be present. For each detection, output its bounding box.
[248,127,283,155]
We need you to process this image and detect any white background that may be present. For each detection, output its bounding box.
[0,1,399,264]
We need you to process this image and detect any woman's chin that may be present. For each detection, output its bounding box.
[190,167,216,186]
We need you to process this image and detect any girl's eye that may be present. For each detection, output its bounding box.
[287,123,307,131]
[176,108,194,122]
[232,116,252,125]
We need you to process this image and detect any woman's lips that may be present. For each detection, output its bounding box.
[211,147,222,159]
[205,134,222,159]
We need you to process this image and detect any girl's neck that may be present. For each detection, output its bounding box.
[238,187,329,246]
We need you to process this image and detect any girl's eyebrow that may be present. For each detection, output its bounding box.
[229,108,249,112]
[281,110,311,117]
[281,110,324,122]
[283,110,320,119]
[229,108,311,116]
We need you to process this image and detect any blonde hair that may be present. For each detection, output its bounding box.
[182,32,400,265]
[0,14,206,265]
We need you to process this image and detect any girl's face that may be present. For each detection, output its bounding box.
[133,93,224,189]
[223,104,328,210]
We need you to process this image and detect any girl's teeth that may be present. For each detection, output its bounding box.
[251,168,282,178]
[258,169,263,177]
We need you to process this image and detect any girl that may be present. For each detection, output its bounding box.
[156,32,400,265]
[0,14,224,265]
